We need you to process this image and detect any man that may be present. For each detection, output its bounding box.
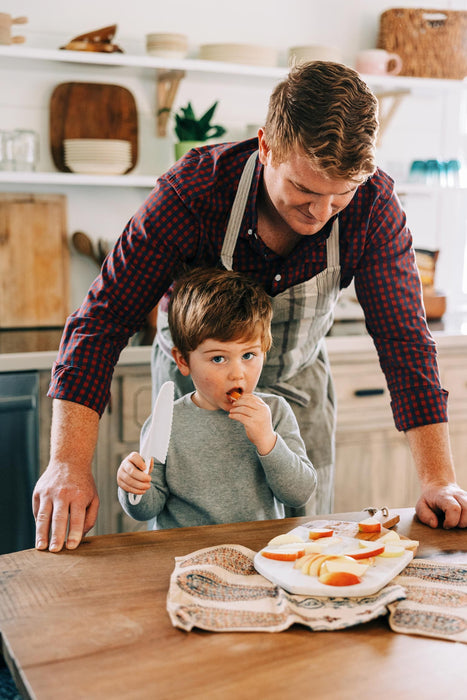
[34,61,467,552]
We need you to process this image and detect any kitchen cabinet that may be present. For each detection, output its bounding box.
[329,336,467,513]
[93,364,153,535]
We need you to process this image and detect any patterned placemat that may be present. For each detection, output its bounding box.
[167,544,406,632]
[388,558,467,643]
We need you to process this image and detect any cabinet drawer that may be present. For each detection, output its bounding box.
[332,362,392,428]
[333,363,388,406]
[120,374,152,443]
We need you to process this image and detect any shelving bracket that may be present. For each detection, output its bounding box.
[156,69,185,137]
[374,89,411,145]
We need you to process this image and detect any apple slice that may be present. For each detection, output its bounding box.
[320,556,369,577]
[293,553,315,570]
[358,517,382,534]
[308,528,334,540]
[378,544,406,558]
[261,544,305,561]
[303,536,342,554]
[318,571,362,586]
[347,543,385,559]
[267,533,304,547]
[307,554,340,576]
[378,530,401,544]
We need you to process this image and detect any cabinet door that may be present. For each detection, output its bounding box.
[334,428,419,513]
[94,367,153,535]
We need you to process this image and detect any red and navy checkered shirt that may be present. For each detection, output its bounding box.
[49,139,448,430]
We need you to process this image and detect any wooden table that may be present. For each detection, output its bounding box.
[1,509,466,700]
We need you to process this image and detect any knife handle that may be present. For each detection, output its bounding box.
[128,457,151,506]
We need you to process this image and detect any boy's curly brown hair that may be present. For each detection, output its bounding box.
[168,268,273,360]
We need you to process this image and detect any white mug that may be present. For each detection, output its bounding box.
[355,49,402,76]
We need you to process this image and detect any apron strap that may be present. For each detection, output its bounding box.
[326,217,340,267]
[220,150,258,270]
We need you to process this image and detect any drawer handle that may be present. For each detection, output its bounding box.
[354,388,385,397]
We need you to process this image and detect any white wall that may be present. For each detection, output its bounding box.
[2,0,467,309]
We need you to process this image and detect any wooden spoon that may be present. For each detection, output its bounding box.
[72,230,101,267]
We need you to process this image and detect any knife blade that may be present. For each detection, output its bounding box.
[129,380,175,505]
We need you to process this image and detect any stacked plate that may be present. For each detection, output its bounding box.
[146,32,188,59]
[63,139,132,175]
[198,43,278,67]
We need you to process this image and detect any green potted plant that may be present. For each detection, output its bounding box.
[174,100,226,160]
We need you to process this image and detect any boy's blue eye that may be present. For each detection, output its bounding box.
[211,356,224,364]
[243,352,255,360]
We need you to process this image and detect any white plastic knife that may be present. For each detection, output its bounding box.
[129,380,175,505]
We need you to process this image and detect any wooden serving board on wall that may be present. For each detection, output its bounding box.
[0,194,69,328]
[49,81,138,172]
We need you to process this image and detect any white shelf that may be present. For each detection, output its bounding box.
[1,44,466,92]
[0,171,157,188]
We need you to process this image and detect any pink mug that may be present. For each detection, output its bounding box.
[355,49,402,76]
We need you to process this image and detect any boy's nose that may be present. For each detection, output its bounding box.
[228,360,244,379]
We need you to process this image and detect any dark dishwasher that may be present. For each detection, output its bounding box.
[0,372,39,554]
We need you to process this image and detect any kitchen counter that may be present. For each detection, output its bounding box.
[1,313,466,373]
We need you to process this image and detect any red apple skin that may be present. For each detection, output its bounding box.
[348,544,384,559]
[358,519,382,533]
[318,571,362,586]
[262,547,305,561]
[308,528,334,540]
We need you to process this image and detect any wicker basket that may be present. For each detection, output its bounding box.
[377,7,467,79]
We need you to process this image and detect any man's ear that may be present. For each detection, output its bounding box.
[257,128,271,166]
[172,347,191,377]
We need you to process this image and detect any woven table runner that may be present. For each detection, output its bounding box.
[388,558,467,643]
[167,544,406,632]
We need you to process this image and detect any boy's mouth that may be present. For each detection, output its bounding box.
[227,388,243,401]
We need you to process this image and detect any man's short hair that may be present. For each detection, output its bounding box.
[263,60,379,182]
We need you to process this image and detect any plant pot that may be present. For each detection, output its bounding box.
[174,140,206,160]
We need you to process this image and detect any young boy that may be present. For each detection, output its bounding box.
[117,268,316,528]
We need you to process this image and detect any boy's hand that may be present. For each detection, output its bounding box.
[117,452,153,495]
[229,394,277,455]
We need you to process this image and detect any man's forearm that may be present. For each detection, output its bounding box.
[404,422,456,487]
[50,398,100,470]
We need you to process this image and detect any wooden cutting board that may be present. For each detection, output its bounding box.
[49,81,138,172]
[0,194,69,328]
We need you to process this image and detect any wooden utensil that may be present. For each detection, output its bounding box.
[71,230,101,267]
[49,82,138,173]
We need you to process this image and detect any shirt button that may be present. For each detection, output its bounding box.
[274,274,281,282]
[248,229,253,236]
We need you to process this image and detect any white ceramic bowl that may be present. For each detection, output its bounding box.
[198,43,278,67]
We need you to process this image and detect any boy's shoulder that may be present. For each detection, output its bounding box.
[254,391,291,414]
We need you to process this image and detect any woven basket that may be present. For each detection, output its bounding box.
[377,7,467,79]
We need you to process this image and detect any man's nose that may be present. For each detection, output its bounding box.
[308,196,334,222]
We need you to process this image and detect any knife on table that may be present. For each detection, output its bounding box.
[129,380,175,506]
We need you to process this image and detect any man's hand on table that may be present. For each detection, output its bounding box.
[416,482,467,529]
[33,463,99,552]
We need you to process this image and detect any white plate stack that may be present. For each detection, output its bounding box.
[63,139,132,175]
[146,33,188,59]
[198,43,278,67]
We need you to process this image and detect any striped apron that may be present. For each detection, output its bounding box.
[153,152,341,515]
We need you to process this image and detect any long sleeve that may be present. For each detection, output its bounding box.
[258,395,317,507]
